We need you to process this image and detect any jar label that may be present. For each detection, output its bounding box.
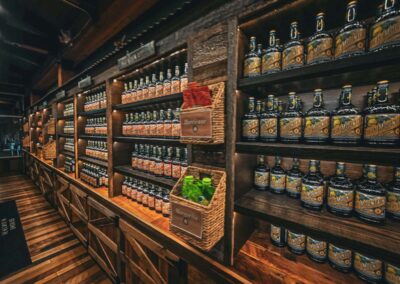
[280,117,302,138]
[304,116,330,138]
[328,187,354,213]
[282,45,304,70]
[370,15,400,51]
[286,175,302,195]
[244,57,261,77]
[287,231,305,252]
[355,192,386,220]
[271,173,286,193]
[254,171,269,187]
[328,245,352,269]
[331,115,363,139]
[306,237,327,260]
[335,28,366,58]
[354,253,383,281]
[307,37,333,64]
[262,51,281,74]
[270,224,283,243]
[365,114,400,141]
[136,191,143,203]
[260,118,278,138]
[242,119,259,139]
[385,263,400,284]
[301,184,324,206]
[387,191,400,217]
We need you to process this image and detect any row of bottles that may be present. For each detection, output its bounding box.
[242,82,400,146]
[270,224,399,284]
[121,176,170,217]
[63,103,74,117]
[83,86,107,112]
[121,63,188,105]
[64,156,75,174]
[85,117,107,136]
[122,108,181,138]
[79,162,108,188]
[85,140,108,161]
[244,0,400,77]
[63,138,74,152]
[254,156,400,224]
[131,145,188,180]
[63,120,74,134]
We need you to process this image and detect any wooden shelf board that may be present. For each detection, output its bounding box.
[79,134,107,140]
[236,142,400,166]
[78,108,106,116]
[60,150,75,157]
[113,136,181,144]
[113,93,183,111]
[114,165,177,187]
[235,189,400,265]
[58,133,74,138]
[79,155,108,168]
[57,115,74,120]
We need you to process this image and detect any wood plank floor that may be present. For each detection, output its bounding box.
[0,174,112,284]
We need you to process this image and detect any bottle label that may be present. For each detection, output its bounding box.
[306,237,327,261]
[331,115,363,139]
[156,124,165,137]
[172,164,181,179]
[335,28,366,58]
[286,175,302,195]
[301,184,324,206]
[164,123,173,137]
[148,196,155,208]
[385,263,400,284]
[287,231,305,252]
[328,187,354,213]
[370,15,400,51]
[130,189,137,200]
[155,199,162,212]
[262,51,281,74]
[304,116,330,138]
[270,224,284,244]
[156,85,163,97]
[163,83,171,96]
[164,163,172,177]
[260,118,278,138]
[148,86,156,98]
[254,171,269,188]
[355,191,386,220]
[271,173,286,193]
[328,245,352,269]
[242,119,259,139]
[244,57,261,77]
[162,201,170,216]
[280,117,302,139]
[136,191,143,203]
[142,194,148,206]
[282,45,304,70]
[387,191,400,217]
[307,37,333,64]
[354,253,383,281]
[364,114,400,142]
[171,123,181,137]
[180,78,188,92]
[155,162,163,176]
[150,124,157,136]
[172,80,180,94]
[122,185,127,196]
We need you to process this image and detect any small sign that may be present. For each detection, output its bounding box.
[118,41,156,70]
[171,203,203,239]
[42,101,48,107]
[55,90,66,100]
[180,108,213,139]
[78,76,93,89]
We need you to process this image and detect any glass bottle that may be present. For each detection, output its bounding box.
[301,160,324,211]
[262,30,282,74]
[331,85,363,145]
[270,224,286,247]
[171,108,181,139]
[131,80,138,103]
[260,94,279,142]
[137,78,144,102]
[154,147,164,177]
[163,147,173,179]
[155,187,163,214]
[327,162,354,217]
[355,164,386,224]
[287,229,306,255]
[172,148,181,180]
[156,71,164,97]
[364,80,400,146]
[163,68,172,96]
[335,0,366,59]
[282,22,304,70]
[270,156,286,194]
[385,262,400,284]
[164,108,173,138]
[122,83,128,104]
[243,36,261,77]
[286,158,302,199]
[280,93,302,143]
[171,66,181,94]
[162,191,170,217]
[304,89,330,144]
[242,97,259,141]
[307,12,333,65]
[306,236,327,263]
[354,252,383,283]
[142,182,149,207]
[130,178,138,201]
[254,155,269,191]
[387,166,400,220]
[148,74,157,99]
[157,110,165,138]
[148,185,155,210]
[180,63,189,92]
[142,75,150,100]
[328,243,353,273]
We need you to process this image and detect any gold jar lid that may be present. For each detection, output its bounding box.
[377,80,389,85]
[343,84,352,88]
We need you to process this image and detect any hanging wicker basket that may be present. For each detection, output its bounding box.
[43,140,56,160]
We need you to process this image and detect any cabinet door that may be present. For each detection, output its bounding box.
[39,165,55,205]
[55,175,71,223]
[69,184,89,246]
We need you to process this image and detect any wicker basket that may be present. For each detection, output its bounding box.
[180,82,225,145]
[46,118,56,135]
[169,166,226,251]
[43,140,56,160]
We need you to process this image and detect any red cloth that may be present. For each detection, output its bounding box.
[182,82,212,109]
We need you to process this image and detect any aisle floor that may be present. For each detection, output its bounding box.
[0,174,112,284]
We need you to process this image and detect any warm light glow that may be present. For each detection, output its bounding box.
[113,79,118,83]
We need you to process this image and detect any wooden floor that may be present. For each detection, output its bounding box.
[0,174,112,284]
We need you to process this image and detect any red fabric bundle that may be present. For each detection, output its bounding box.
[182,82,212,109]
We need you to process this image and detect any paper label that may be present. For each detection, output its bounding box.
[171,203,203,239]
[304,116,330,138]
[364,114,400,141]
[355,192,386,220]
[280,117,302,139]
[354,253,383,281]
[282,45,304,70]
[301,184,324,206]
[331,115,363,139]
[307,37,333,64]
[370,15,400,50]
[335,28,366,58]
[328,187,354,213]
[262,51,281,74]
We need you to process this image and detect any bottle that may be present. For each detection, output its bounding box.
[282,22,304,70]
[171,108,181,139]
[154,147,164,177]
[301,160,324,211]
[306,12,333,65]
[328,243,353,273]
[262,30,281,74]
[286,158,302,199]
[137,78,144,102]
[122,83,128,104]
[130,178,138,201]
[156,71,164,97]
[254,155,269,191]
[270,224,286,247]
[155,188,163,214]
[162,191,170,217]
[131,80,138,103]
[172,148,181,180]
[164,109,173,138]
[355,164,386,224]
[142,183,149,207]
[270,156,286,194]
[306,236,327,263]
[163,147,173,178]
[260,95,279,142]
[385,262,400,284]
[143,76,150,100]
[180,63,189,92]
[157,110,165,138]
[287,229,306,255]
[327,162,354,217]
[335,0,366,59]
[163,68,172,96]
[243,36,261,77]
[148,74,157,99]
[171,66,181,94]
[304,89,330,144]
[331,85,363,145]
[370,0,400,51]
[280,93,302,143]
[353,252,383,283]
[242,97,259,141]
[364,80,400,146]
[148,185,155,210]
[387,167,400,221]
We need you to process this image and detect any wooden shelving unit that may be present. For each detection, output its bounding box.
[113,92,183,111]
[79,134,107,140]
[60,149,75,158]
[114,165,177,187]
[113,136,181,144]
[78,108,106,116]
[79,155,108,167]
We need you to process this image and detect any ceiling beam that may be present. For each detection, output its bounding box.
[0,49,40,67]
[0,91,25,97]
[1,39,49,55]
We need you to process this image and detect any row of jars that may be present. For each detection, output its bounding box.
[79,162,108,188]
[63,138,74,152]
[63,120,74,134]
[83,86,107,112]
[254,156,400,224]
[85,117,107,136]
[121,63,188,105]
[63,103,74,117]
[85,140,108,161]
[64,156,75,174]
[244,0,400,76]
[122,108,181,138]
[242,81,400,146]
[270,224,399,284]
[122,176,170,218]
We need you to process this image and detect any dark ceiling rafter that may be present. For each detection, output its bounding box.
[1,38,49,55]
